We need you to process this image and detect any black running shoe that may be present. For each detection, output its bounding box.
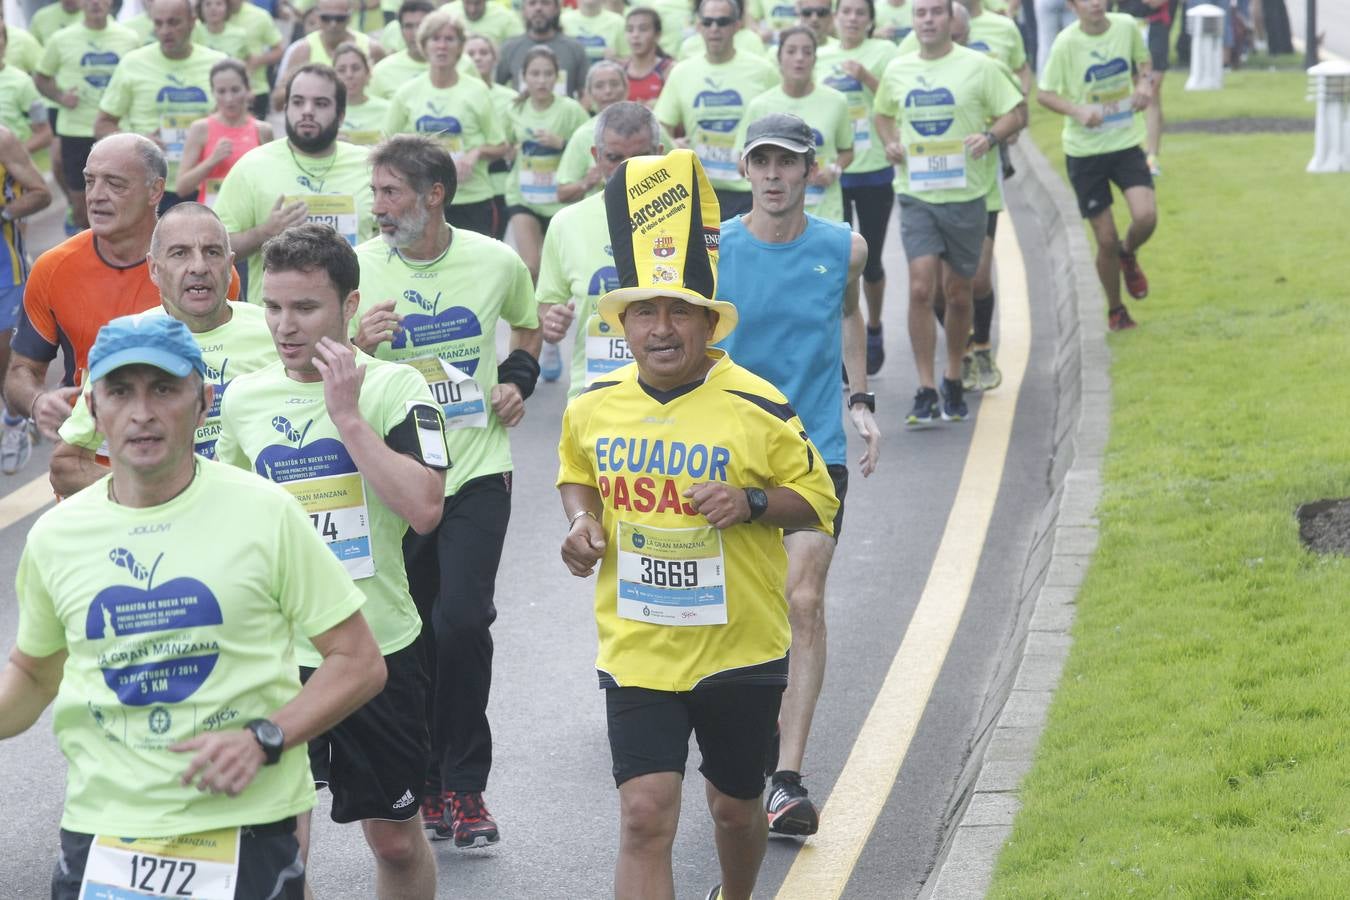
[766,770,819,836]
[905,387,940,428]
[940,377,968,422]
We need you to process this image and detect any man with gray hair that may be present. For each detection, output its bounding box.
[537,100,664,398]
[352,133,543,849]
[3,133,240,447]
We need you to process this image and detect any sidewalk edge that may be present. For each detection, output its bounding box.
[917,134,1111,900]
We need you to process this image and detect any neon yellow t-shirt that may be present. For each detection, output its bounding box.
[561,7,629,63]
[755,0,799,38]
[216,354,447,664]
[648,0,694,57]
[229,2,283,97]
[214,138,377,302]
[873,43,1022,203]
[98,43,228,180]
[535,192,620,397]
[122,13,156,45]
[875,0,913,42]
[368,50,436,101]
[654,53,780,192]
[504,94,590,216]
[555,350,838,692]
[676,29,769,62]
[59,303,278,461]
[445,1,526,51]
[385,73,506,205]
[192,21,255,64]
[353,231,538,495]
[739,84,853,221]
[340,95,390,145]
[816,38,899,175]
[37,22,142,137]
[28,3,81,44]
[15,461,365,837]
[1039,13,1149,158]
[4,27,44,74]
[0,67,44,142]
[968,8,1028,71]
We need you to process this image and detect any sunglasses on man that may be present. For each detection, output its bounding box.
[700,15,736,26]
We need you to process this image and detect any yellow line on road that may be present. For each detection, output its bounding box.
[0,472,55,534]
[775,217,1034,898]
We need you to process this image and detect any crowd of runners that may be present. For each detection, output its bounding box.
[0,0,1161,896]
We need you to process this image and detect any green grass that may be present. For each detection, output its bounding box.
[988,72,1350,897]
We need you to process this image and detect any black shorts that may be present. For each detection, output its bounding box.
[986,209,1000,240]
[52,819,304,900]
[60,135,97,190]
[842,174,894,283]
[714,187,754,220]
[606,682,784,800]
[300,642,430,824]
[47,106,58,128]
[1147,18,1171,72]
[446,197,500,237]
[786,462,848,541]
[505,204,551,235]
[1065,146,1154,219]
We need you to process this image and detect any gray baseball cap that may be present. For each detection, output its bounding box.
[741,113,816,158]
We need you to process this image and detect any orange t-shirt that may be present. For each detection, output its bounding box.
[12,230,242,385]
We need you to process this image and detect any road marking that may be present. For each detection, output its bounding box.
[0,473,55,534]
[775,215,1034,898]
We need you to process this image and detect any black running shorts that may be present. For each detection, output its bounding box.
[606,682,784,800]
[1065,145,1154,219]
[301,642,430,824]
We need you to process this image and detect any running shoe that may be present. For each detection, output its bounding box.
[865,325,884,375]
[766,770,819,836]
[539,341,563,382]
[905,387,940,428]
[1147,153,1162,177]
[420,792,444,832]
[1118,250,1149,300]
[1108,306,1137,332]
[1,416,31,475]
[940,377,968,422]
[437,790,500,849]
[705,886,722,900]
[973,348,1002,391]
[960,352,977,392]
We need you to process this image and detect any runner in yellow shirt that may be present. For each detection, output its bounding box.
[557,148,837,900]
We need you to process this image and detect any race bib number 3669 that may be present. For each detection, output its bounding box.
[616,522,727,626]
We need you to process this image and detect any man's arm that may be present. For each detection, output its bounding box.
[491,323,543,427]
[0,649,66,740]
[49,441,107,497]
[842,232,880,477]
[560,482,607,576]
[1037,88,1101,128]
[173,610,385,796]
[0,129,52,220]
[683,482,822,530]
[875,112,905,166]
[227,194,310,259]
[316,338,446,534]
[4,353,79,438]
[93,110,121,138]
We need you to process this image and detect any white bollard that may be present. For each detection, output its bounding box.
[1185,4,1226,91]
[1307,61,1350,173]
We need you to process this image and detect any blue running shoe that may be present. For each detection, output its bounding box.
[905,387,940,428]
[865,325,884,375]
[940,377,968,422]
[540,341,563,383]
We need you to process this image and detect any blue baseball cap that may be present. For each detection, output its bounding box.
[88,314,207,382]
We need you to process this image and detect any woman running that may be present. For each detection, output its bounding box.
[622,7,675,106]
[176,59,272,209]
[334,42,387,145]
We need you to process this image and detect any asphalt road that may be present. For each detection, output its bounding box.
[0,176,1058,898]
[1285,0,1350,59]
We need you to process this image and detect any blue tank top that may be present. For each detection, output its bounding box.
[716,214,853,467]
[0,162,27,288]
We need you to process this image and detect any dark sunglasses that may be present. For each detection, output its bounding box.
[700,15,736,26]
[799,6,831,16]
[319,13,350,22]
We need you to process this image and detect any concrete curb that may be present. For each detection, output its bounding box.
[916,136,1112,899]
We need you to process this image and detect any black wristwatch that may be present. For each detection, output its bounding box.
[983,130,1000,149]
[744,487,769,522]
[849,391,876,413]
[246,718,285,766]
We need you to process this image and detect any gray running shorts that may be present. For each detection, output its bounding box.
[898,193,987,278]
